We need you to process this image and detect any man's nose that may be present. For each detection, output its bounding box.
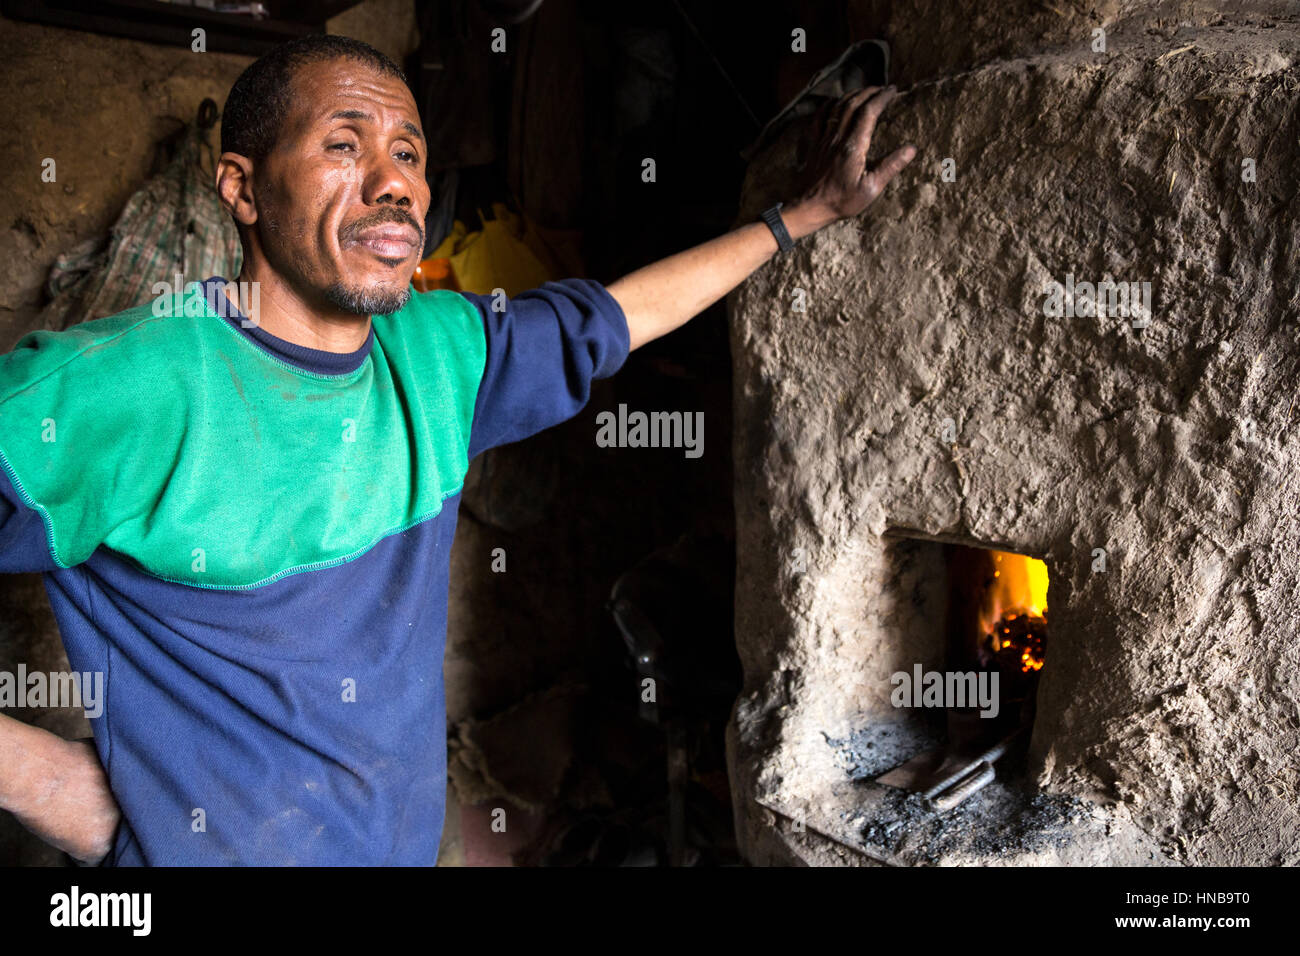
[360,154,414,209]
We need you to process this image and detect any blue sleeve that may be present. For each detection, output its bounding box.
[462,278,631,459]
[0,468,59,573]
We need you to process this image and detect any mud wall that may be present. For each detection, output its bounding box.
[727,0,1300,866]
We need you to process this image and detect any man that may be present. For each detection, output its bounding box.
[0,34,913,865]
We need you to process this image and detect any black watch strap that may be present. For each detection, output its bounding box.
[761,203,795,253]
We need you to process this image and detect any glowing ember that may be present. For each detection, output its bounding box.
[981,551,1049,673]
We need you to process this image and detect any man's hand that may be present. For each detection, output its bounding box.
[783,85,917,237]
[0,715,121,864]
[609,84,915,350]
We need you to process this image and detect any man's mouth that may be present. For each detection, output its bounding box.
[350,224,420,260]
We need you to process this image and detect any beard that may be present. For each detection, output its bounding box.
[254,183,421,318]
[321,279,411,316]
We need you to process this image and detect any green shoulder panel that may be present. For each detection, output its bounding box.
[0,283,488,588]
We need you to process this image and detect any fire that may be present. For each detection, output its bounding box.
[981,551,1048,673]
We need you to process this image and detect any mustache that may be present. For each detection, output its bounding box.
[342,207,425,248]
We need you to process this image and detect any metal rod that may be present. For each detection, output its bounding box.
[922,758,982,801]
[930,761,997,812]
[919,732,1018,801]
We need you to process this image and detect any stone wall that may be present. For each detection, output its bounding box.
[727,1,1300,865]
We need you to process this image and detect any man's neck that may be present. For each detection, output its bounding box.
[222,268,372,354]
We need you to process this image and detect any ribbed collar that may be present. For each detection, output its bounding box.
[200,276,374,376]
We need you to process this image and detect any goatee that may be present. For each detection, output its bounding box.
[322,281,411,316]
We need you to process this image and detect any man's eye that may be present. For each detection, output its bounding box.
[395,150,417,163]
[328,143,355,152]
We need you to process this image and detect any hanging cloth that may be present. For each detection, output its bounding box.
[39,98,241,330]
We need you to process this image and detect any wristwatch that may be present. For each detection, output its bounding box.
[761,203,795,253]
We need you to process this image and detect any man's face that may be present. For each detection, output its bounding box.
[252,57,429,316]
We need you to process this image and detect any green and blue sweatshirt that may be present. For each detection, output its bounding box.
[0,276,629,865]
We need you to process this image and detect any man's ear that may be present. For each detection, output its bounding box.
[216,152,258,227]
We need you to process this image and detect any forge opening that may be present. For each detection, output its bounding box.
[960,546,1049,676]
[782,536,1102,864]
[944,544,1049,722]
[870,543,1050,813]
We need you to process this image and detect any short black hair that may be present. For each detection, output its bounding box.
[220,34,409,162]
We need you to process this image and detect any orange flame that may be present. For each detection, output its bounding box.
[981,551,1048,673]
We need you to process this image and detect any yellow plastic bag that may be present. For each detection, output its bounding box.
[424,202,558,297]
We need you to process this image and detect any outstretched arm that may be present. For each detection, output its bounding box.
[0,714,120,864]
[607,86,916,351]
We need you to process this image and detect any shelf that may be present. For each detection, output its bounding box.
[2,0,369,56]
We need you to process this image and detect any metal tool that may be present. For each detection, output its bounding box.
[876,723,1028,812]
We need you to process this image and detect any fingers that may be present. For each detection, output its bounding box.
[846,85,900,167]
[867,144,918,196]
[807,85,913,214]
[828,86,880,142]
